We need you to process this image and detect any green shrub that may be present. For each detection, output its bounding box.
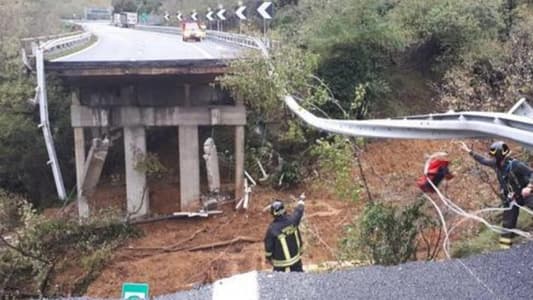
[311,136,361,201]
[341,198,436,265]
[0,195,139,296]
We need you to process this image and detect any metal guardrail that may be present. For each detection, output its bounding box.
[21,31,85,58]
[21,31,95,201]
[206,30,264,49]
[135,24,272,50]
[42,32,92,58]
[249,39,533,149]
[135,24,182,35]
[284,95,533,149]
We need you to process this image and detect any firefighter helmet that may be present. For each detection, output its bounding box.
[270,199,285,217]
[489,141,510,160]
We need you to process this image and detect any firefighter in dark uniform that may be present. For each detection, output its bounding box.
[264,195,305,272]
[461,141,533,249]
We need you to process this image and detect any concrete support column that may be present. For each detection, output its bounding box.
[235,126,245,201]
[72,90,89,219]
[74,127,88,218]
[124,126,149,217]
[179,125,200,211]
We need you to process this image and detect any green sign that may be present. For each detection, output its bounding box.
[122,282,149,300]
[140,13,148,23]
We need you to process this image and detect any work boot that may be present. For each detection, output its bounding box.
[499,237,512,249]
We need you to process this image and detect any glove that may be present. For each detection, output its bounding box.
[297,193,306,205]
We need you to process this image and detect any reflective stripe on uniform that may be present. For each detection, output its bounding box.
[278,233,291,262]
[265,252,272,257]
[295,230,301,250]
[499,237,513,245]
[271,253,301,267]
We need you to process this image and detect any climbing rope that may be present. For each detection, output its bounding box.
[422,152,533,259]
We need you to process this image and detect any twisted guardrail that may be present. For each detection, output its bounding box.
[24,31,94,201]
[250,39,533,149]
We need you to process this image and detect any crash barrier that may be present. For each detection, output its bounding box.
[40,32,92,58]
[135,24,182,35]
[21,31,88,58]
[135,25,273,50]
[20,31,95,201]
[250,39,533,150]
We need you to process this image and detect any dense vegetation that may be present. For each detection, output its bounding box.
[219,0,533,263]
[0,2,136,297]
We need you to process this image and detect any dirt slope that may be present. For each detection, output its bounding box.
[85,138,505,298]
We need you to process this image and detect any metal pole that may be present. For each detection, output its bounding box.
[263,19,266,44]
[35,48,67,200]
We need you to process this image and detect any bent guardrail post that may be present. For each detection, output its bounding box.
[35,46,67,200]
[30,31,94,201]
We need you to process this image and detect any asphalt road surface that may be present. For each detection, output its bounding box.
[157,241,533,300]
[54,23,243,62]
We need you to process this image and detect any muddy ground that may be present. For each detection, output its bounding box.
[73,139,504,298]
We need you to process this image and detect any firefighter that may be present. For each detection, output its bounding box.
[460,141,533,248]
[264,195,305,272]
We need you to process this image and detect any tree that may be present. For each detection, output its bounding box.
[0,2,75,206]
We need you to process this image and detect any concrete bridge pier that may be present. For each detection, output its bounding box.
[235,126,245,201]
[72,91,89,219]
[55,60,247,219]
[179,126,200,210]
[124,126,149,217]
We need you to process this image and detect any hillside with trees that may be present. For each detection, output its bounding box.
[1,0,533,297]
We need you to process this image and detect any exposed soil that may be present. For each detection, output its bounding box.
[80,138,509,298]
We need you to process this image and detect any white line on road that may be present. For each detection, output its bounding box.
[212,271,259,300]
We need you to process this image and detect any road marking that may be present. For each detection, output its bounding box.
[212,271,258,300]
[51,37,100,62]
[188,42,214,59]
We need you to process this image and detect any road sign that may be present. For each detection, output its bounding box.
[257,2,273,19]
[236,6,247,20]
[164,11,170,22]
[122,283,149,300]
[191,11,198,21]
[140,13,148,23]
[206,11,214,21]
[217,9,226,21]
[176,12,182,21]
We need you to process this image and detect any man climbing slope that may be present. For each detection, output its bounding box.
[460,141,533,249]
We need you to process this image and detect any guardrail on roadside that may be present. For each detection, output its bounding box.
[20,30,95,201]
[135,24,182,35]
[21,31,93,69]
[135,24,275,50]
[21,31,85,57]
[41,32,93,58]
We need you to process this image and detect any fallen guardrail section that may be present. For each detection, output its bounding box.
[23,31,95,200]
[250,39,533,150]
